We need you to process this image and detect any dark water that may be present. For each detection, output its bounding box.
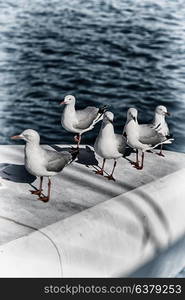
[0,0,185,151]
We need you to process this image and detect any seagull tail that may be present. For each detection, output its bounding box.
[92,105,109,126]
[166,133,173,139]
[98,105,108,115]
[150,139,171,150]
[153,137,174,148]
[161,138,174,145]
[162,134,174,144]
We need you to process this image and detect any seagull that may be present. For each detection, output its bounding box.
[139,105,172,157]
[11,129,78,202]
[60,95,107,148]
[124,108,170,170]
[94,111,127,181]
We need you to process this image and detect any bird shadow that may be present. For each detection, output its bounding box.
[0,163,36,184]
[50,144,133,167]
[49,145,99,166]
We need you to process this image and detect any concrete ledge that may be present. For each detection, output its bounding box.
[129,234,185,278]
[1,145,185,246]
[0,160,185,276]
[0,146,185,277]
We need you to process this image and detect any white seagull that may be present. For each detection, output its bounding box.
[124,108,170,170]
[139,105,172,157]
[60,95,107,148]
[11,129,78,202]
[94,111,127,181]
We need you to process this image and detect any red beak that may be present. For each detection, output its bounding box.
[60,101,66,105]
[11,135,23,140]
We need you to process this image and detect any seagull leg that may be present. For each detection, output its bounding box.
[38,178,51,202]
[95,158,106,176]
[157,144,165,157]
[134,152,144,170]
[105,160,117,181]
[77,135,81,148]
[131,150,140,167]
[141,152,144,169]
[30,176,43,196]
[74,134,81,149]
[136,150,139,166]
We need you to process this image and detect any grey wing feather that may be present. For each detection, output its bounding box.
[75,106,99,130]
[139,124,161,145]
[115,134,127,155]
[139,124,170,145]
[45,150,72,172]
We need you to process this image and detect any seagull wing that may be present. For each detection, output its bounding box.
[115,134,127,155]
[74,106,99,130]
[139,124,162,145]
[44,150,72,172]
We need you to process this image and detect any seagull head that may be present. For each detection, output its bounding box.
[11,129,40,144]
[103,111,114,124]
[127,108,138,122]
[60,95,76,105]
[155,105,170,116]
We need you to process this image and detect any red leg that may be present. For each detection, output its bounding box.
[74,134,81,149]
[38,178,51,202]
[134,152,144,170]
[157,144,165,157]
[141,152,144,169]
[131,150,140,167]
[105,160,117,181]
[48,178,51,201]
[95,158,106,176]
[30,176,43,196]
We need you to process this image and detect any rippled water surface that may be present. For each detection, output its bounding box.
[0,0,185,151]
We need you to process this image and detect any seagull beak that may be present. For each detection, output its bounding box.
[60,101,66,105]
[11,135,23,140]
[166,111,171,116]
